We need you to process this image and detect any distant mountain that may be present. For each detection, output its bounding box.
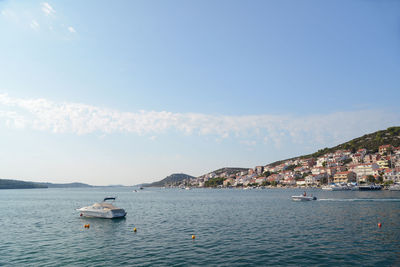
[0,179,47,189]
[146,173,195,187]
[0,178,95,189]
[133,183,151,187]
[268,126,400,167]
[37,182,93,188]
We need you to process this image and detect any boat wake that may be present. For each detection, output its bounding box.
[318,198,400,202]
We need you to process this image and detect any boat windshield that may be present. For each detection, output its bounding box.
[103,197,116,202]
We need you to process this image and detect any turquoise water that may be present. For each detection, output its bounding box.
[1,188,400,266]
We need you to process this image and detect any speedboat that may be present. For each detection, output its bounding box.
[291,194,317,201]
[77,197,127,218]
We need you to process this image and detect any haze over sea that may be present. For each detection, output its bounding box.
[1,188,399,266]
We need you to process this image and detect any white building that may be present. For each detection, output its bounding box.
[351,163,379,178]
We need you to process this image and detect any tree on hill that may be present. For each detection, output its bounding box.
[284,164,298,171]
[263,171,271,177]
[366,175,375,183]
[204,177,225,187]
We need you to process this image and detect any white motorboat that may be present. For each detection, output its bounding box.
[77,197,127,219]
[292,194,317,201]
[322,183,350,191]
[348,183,359,191]
[321,185,334,191]
[389,183,400,191]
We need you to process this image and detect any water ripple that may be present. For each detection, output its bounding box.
[0,188,399,266]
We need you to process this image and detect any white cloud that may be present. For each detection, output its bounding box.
[0,111,27,129]
[41,2,56,16]
[30,20,40,30]
[1,9,17,20]
[0,94,398,147]
[67,26,76,33]
[2,3,77,38]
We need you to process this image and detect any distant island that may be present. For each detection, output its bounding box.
[36,182,93,188]
[0,179,48,189]
[0,179,93,190]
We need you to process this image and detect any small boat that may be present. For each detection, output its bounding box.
[292,193,317,201]
[77,197,127,219]
[348,183,359,191]
[389,183,400,191]
[321,185,333,191]
[322,183,350,191]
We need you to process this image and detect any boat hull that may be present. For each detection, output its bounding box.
[78,209,127,219]
[358,185,382,191]
[389,185,400,191]
[322,184,351,191]
[291,196,317,201]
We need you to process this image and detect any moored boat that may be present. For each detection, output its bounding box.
[358,184,382,191]
[77,197,127,219]
[389,183,400,191]
[322,183,350,191]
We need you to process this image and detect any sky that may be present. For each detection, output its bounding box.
[0,0,399,185]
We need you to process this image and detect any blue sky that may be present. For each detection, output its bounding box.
[0,0,399,185]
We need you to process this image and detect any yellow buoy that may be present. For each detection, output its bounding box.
[192,235,196,239]
[133,227,137,232]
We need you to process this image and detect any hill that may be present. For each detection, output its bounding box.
[146,173,195,187]
[37,182,93,188]
[268,126,400,167]
[0,179,48,189]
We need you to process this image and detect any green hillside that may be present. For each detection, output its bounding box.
[147,173,195,187]
[269,126,400,166]
[37,182,93,188]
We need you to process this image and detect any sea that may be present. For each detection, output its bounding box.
[1,187,399,266]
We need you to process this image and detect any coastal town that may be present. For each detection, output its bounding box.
[179,144,400,189]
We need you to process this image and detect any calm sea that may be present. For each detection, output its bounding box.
[1,187,399,266]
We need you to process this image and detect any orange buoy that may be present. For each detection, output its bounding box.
[84,224,90,228]
[192,235,196,240]
[378,222,382,228]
